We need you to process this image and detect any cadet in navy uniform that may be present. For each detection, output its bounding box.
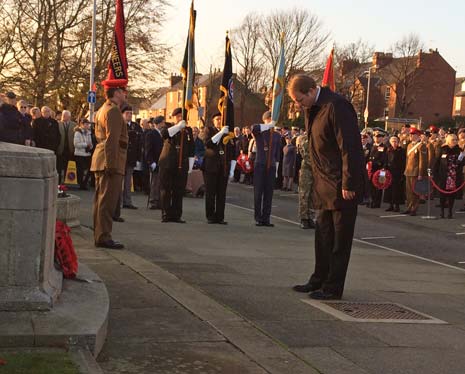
[368,130,388,208]
[158,107,195,223]
[202,113,237,224]
[252,111,282,227]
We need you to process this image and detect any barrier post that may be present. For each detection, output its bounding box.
[422,168,436,220]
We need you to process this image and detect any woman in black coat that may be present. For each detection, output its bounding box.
[384,136,406,212]
[434,134,465,218]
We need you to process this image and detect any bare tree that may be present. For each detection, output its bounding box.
[258,9,329,121]
[0,2,20,87]
[385,33,424,117]
[1,0,170,113]
[231,13,266,125]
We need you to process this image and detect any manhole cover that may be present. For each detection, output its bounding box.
[301,300,447,324]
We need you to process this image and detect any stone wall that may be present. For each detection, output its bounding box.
[0,142,62,311]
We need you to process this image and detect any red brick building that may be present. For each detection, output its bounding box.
[344,50,456,127]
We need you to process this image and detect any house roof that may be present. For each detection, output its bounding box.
[150,94,167,110]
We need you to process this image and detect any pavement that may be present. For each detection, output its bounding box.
[71,185,465,374]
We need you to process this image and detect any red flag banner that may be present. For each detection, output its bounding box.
[103,0,128,87]
[322,48,335,92]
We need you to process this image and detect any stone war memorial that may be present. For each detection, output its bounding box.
[0,141,108,356]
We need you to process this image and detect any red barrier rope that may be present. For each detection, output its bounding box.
[429,177,465,195]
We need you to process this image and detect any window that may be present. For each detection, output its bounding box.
[177,91,182,105]
[170,92,174,103]
[384,108,389,117]
[385,87,391,101]
[456,97,462,111]
[198,87,203,103]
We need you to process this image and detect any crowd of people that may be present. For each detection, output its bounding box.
[2,88,464,228]
[362,124,465,218]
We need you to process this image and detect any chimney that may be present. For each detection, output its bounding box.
[341,59,360,77]
[372,52,393,69]
[170,74,182,87]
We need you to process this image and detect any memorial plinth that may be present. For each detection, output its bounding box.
[0,142,62,311]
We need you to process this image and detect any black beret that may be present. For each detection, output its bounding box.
[154,115,165,124]
[211,112,222,119]
[121,105,133,113]
[172,107,182,117]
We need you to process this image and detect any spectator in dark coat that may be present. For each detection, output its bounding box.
[0,93,25,145]
[282,134,297,191]
[434,134,465,219]
[145,116,164,209]
[16,100,34,145]
[32,106,61,154]
[384,136,406,212]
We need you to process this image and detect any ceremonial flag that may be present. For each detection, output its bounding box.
[321,48,335,92]
[102,0,128,88]
[271,33,285,123]
[218,33,234,128]
[180,0,196,120]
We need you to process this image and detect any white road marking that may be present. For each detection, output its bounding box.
[379,214,408,218]
[458,262,465,264]
[227,202,465,274]
[361,236,396,240]
[456,233,465,236]
[279,193,298,197]
[455,211,465,214]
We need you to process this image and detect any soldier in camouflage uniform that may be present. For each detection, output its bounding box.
[296,134,316,229]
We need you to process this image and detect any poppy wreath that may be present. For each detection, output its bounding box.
[54,220,78,279]
[237,154,254,174]
[372,168,392,190]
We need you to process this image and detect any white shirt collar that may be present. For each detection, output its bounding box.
[315,86,321,104]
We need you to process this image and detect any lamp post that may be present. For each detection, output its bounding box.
[363,65,378,130]
[89,0,97,122]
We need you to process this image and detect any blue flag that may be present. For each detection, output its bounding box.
[271,35,285,123]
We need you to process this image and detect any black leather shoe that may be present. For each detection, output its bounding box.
[255,222,264,227]
[217,220,228,225]
[401,210,410,215]
[207,220,216,224]
[263,222,274,227]
[149,205,160,210]
[309,290,342,300]
[173,219,186,223]
[112,217,125,222]
[292,283,321,293]
[95,240,124,250]
[161,217,170,223]
[123,204,138,209]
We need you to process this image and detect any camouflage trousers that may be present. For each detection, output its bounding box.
[298,165,316,221]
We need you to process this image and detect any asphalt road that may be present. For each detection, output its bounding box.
[226,182,465,269]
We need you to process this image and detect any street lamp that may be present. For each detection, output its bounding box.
[363,65,378,130]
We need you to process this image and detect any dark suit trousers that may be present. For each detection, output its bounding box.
[93,171,123,244]
[253,164,275,224]
[204,172,228,221]
[149,170,161,208]
[160,168,188,220]
[309,207,358,296]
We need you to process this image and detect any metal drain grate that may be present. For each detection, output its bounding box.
[302,300,447,324]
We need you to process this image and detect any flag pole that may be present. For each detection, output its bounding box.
[89,0,97,122]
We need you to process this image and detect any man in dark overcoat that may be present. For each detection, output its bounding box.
[289,74,365,300]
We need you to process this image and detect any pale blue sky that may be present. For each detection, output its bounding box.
[160,0,464,79]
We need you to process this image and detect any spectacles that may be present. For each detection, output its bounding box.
[20,106,27,109]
